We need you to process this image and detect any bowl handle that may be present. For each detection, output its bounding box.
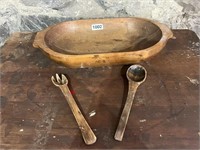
[33,31,42,49]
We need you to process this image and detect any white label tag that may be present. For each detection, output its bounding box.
[91,24,103,30]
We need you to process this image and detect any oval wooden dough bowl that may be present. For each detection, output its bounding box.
[33,17,173,68]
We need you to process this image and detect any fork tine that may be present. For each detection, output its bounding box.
[51,76,55,82]
[61,74,68,84]
[51,76,58,86]
[56,73,62,84]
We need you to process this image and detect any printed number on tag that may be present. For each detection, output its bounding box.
[92,24,103,30]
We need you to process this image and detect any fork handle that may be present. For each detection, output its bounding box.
[59,85,97,145]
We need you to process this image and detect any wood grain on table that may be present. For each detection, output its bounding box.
[0,30,199,149]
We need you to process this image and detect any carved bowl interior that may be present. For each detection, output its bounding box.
[44,18,163,54]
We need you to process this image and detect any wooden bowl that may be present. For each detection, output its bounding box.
[33,17,173,68]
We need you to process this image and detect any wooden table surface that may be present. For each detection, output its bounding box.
[0,30,199,149]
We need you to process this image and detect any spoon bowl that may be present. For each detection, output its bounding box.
[127,65,147,82]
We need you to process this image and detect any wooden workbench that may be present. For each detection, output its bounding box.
[0,30,199,149]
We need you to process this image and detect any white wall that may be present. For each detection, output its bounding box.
[0,0,199,47]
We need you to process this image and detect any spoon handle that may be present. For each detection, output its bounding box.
[114,82,139,141]
[59,85,97,145]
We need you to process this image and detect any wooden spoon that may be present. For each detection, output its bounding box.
[114,65,147,141]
